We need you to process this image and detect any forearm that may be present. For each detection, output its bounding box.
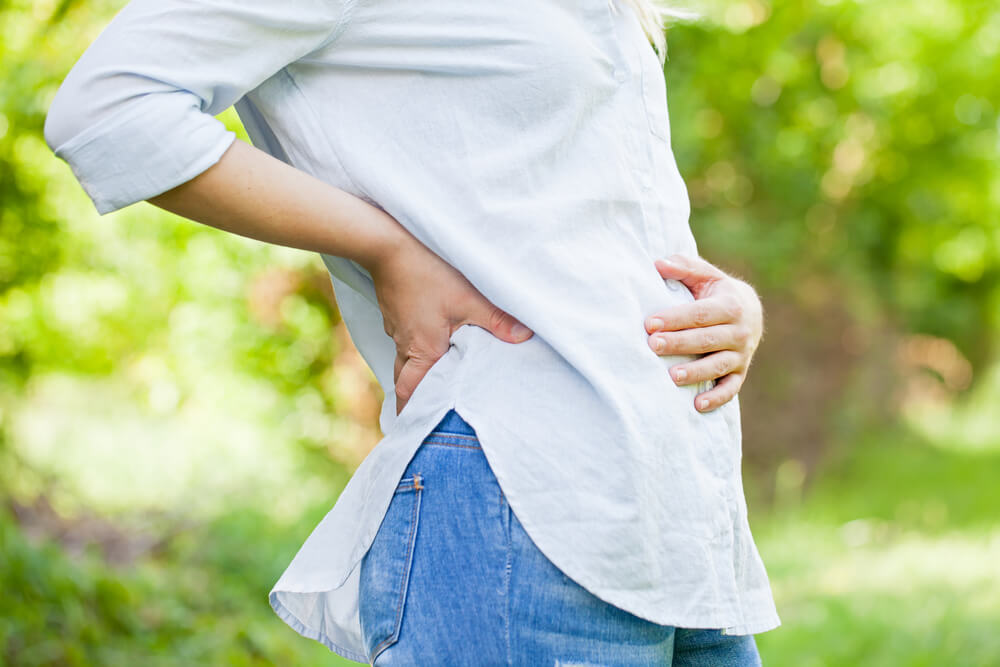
[147,137,405,272]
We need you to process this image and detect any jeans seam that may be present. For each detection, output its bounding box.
[427,431,478,440]
[369,473,422,664]
[421,440,482,450]
[502,493,512,667]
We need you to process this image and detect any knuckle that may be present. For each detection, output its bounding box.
[724,305,740,323]
[405,343,435,365]
[732,354,749,372]
[725,295,744,319]
[486,305,508,331]
[722,376,743,398]
[733,325,751,345]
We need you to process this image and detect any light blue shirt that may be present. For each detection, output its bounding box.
[45,0,780,660]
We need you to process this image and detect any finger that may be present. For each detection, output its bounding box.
[645,296,742,333]
[694,372,744,412]
[393,350,407,414]
[668,350,744,386]
[394,354,435,416]
[464,301,533,343]
[653,254,726,284]
[394,349,405,387]
[648,324,743,356]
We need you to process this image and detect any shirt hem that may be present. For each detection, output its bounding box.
[721,612,782,636]
[268,592,369,665]
[268,331,781,656]
[453,397,783,636]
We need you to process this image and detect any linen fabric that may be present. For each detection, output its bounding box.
[44,0,781,661]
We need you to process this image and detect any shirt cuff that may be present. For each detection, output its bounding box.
[51,91,237,215]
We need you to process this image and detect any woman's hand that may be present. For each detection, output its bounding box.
[368,217,533,415]
[139,138,530,418]
[644,255,763,413]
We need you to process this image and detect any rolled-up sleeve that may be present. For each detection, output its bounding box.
[44,0,350,215]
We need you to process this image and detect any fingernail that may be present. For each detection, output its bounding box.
[651,336,665,353]
[511,323,532,339]
[658,256,682,268]
[673,368,687,383]
[698,398,710,410]
[647,317,664,332]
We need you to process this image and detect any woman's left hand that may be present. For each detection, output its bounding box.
[645,254,764,413]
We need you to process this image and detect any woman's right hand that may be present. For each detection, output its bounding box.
[138,133,529,417]
[366,214,534,415]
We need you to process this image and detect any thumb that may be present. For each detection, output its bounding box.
[654,254,724,285]
[469,302,534,344]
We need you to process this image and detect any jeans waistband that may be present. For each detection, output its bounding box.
[429,408,477,437]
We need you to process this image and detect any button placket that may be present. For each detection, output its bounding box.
[597,0,631,86]
[601,0,666,255]
[616,1,672,144]
[608,0,626,83]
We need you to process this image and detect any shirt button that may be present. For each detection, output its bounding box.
[665,279,683,291]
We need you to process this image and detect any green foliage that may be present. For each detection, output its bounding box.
[1,0,998,664]
[0,503,353,666]
[667,0,1000,364]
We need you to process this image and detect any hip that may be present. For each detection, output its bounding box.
[357,409,761,666]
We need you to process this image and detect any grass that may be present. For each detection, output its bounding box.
[754,428,1000,666]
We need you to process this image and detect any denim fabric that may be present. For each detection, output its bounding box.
[359,409,762,666]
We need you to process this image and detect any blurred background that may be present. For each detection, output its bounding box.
[2,0,998,664]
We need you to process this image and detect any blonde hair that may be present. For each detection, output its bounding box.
[619,0,699,64]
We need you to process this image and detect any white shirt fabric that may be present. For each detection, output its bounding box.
[45,0,781,661]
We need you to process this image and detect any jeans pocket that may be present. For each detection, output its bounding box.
[359,473,424,664]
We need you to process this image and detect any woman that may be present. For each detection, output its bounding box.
[45,0,780,663]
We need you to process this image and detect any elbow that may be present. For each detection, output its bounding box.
[42,68,236,216]
[43,64,141,157]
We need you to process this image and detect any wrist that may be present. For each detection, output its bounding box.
[352,207,412,279]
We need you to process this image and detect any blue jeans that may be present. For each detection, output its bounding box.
[358,409,762,666]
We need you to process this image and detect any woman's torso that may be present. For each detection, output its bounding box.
[261,0,779,660]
